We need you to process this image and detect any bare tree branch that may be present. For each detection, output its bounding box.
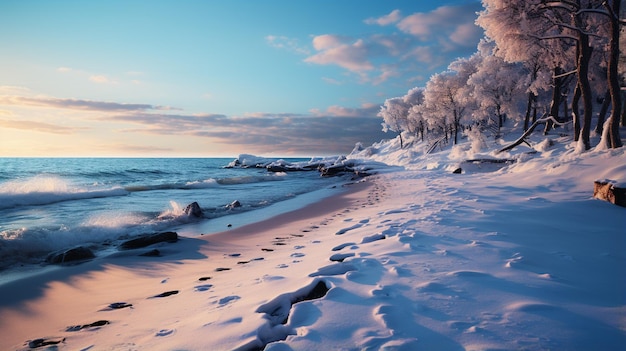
[497,115,571,154]
[553,69,578,79]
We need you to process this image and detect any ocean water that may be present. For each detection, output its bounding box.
[0,157,346,269]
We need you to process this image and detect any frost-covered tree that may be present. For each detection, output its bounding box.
[477,0,575,133]
[404,87,425,142]
[478,0,623,150]
[468,40,527,136]
[379,97,410,149]
[422,55,480,145]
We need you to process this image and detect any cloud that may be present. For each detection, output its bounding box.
[265,35,310,55]
[1,90,388,155]
[0,96,177,112]
[397,3,483,47]
[322,77,343,85]
[311,103,379,117]
[365,9,401,26]
[89,74,114,84]
[104,108,387,155]
[305,36,374,72]
[302,4,483,87]
[0,118,83,134]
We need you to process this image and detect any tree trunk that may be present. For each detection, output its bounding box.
[576,20,593,150]
[621,91,626,127]
[453,110,459,145]
[606,0,623,148]
[545,66,563,134]
[572,85,581,141]
[524,92,535,131]
[595,90,611,136]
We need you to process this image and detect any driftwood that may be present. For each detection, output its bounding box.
[497,115,570,154]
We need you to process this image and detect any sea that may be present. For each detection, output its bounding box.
[0,157,349,270]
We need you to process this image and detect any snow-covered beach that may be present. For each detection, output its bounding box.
[1,131,624,351]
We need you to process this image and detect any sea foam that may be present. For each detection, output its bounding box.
[0,175,128,209]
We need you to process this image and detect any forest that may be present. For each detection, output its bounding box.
[379,0,625,151]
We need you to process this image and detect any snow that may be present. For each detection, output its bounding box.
[0,130,625,350]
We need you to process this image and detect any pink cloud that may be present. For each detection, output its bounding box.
[365,9,402,26]
[397,3,482,44]
[305,37,374,72]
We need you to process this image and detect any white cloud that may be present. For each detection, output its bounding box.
[265,35,310,55]
[397,3,483,45]
[305,37,374,72]
[89,75,113,84]
[365,9,401,26]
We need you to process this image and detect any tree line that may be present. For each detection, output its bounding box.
[379,0,625,151]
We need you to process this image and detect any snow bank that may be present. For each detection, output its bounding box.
[0,128,624,350]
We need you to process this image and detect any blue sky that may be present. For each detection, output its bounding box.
[0,0,483,156]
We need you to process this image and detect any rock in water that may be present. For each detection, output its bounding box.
[183,201,203,218]
[119,232,178,250]
[46,246,95,264]
[227,200,241,209]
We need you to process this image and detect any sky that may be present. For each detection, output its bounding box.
[0,0,484,157]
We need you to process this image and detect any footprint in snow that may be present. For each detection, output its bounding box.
[149,290,179,298]
[99,302,133,311]
[155,329,175,337]
[194,284,213,292]
[218,295,240,305]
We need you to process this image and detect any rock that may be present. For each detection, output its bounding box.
[453,167,462,174]
[119,231,178,250]
[46,246,95,264]
[139,249,161,257]
[593,180,626,207]
[319,164,352,177]
[227,200,241,209]
[183,201,203,218]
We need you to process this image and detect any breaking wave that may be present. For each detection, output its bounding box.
[0,176,129,210]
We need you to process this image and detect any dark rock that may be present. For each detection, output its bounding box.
[46,246,95,264]
[226,200,241,209]
[320,164,352,177]
[453,167,462,174]
[139,249,161,257]
[594,181,626,207]
[119,231,178,250]
[183,202,203,218]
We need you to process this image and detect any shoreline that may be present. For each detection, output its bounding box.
[0,176,379,350]
[198,179,372,243]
